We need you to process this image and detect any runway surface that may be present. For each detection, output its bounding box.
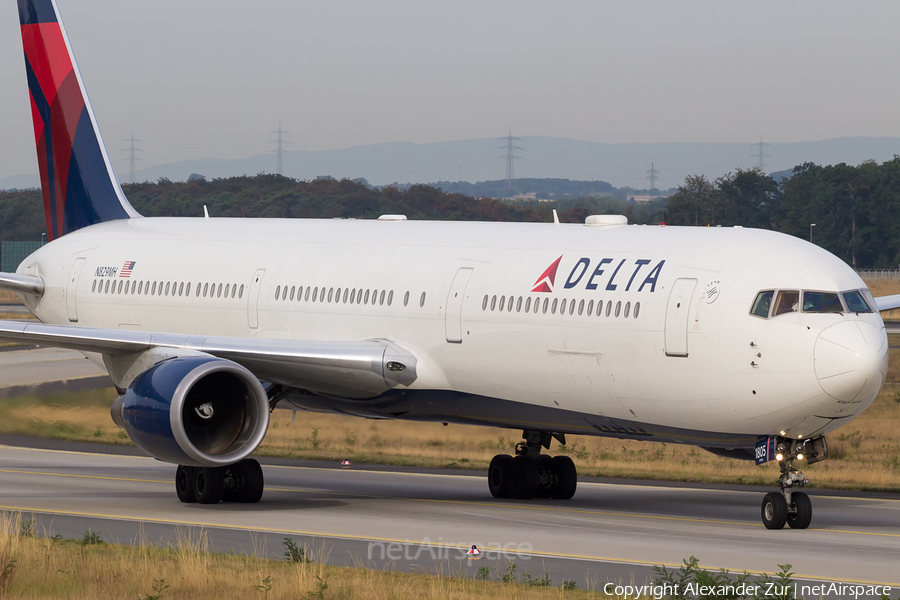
[0,346,110,395]
[0,442,897,592]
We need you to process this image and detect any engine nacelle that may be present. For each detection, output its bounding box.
[111,356,269,467]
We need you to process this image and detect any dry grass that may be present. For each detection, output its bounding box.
[0,290,20,303]
[865,279,900,319]
[0,512,598,598]
[2,383,900,492]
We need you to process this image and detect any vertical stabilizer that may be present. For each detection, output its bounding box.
[17,0,140,241]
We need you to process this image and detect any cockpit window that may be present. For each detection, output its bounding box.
[803,291,843,313]
[772,290,800,316]
[843,290,873,313]
[861,289,878,312]
[750,291,774,318]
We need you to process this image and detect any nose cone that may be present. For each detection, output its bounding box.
[815,321,887,404]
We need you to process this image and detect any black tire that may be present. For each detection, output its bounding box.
[787,491,812,529]
[235,459,264,503]
[175,465,197,503]
[534,455,553,498]
[194,467,224,504]
[488,454,513,498]
[549,455,577,500]
[508,455,539,500]
[761,492,788,530]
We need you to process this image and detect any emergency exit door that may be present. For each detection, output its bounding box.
[248,269,265,329]
[664,278,697,357]
[445,267,473,343]
[66,257,86,322]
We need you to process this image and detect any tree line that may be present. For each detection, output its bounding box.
[3,159,900,268]
[664,157,900,268]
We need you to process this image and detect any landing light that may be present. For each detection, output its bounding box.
[797,453,804,461]
[775,453,784,461]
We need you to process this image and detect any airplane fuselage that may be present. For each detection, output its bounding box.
[17,216,888,450]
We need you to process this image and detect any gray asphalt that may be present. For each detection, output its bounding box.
[0,346,110,396]
[0,442,897,596]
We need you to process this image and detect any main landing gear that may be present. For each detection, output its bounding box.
[760,437,826,530]
[488,430,577,500]
[175,458,264,504]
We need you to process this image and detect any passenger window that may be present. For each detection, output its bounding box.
[772,290,799,316]
[179,282,184,296]
[138,281,143,295]
[231,284,236,298]
[117,280,122,294]
[313,287,319,302]
[842,290,872,313]
[606,301,612,317]
[371,289,377,305]
[499,296,506,311]
[92,280,97,293]
[524,297,532,312]
[350,289,356,304]
[803,291,843,313]
[596,300,603,316]
[124,281,130,294]
[624,301,631,318]
[516,296,523,312]
[569,300,575,315]
[364,289,370,304]
[328,288,334,302]
[186,282,191,296]
[419,292,426,307]
[344,288,349,303]
[152,281,157,295]
[165,282,171,296]
[491,295,497,311]
[216,283,222,298]
[634,302,641,318]
[380,290,386,305]
[305,287,310,301]
[615,301,622,317]
[542,298,549,314]
[202,283,208,297]
[559,299,566,314]
[387,290,393,305]
[551,299,558,314]
[404,291,410,307]
[578,299,584,316]
[239,284,244,299]
[751,291,774,318]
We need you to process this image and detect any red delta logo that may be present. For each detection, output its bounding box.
[531,255,562,292]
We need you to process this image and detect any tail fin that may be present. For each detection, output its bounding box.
[17,0,140,241]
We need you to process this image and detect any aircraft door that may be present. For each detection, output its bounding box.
[248,268,265,329]
[664,278,697,357]
[66,257,86,322]
[445,267,474,343]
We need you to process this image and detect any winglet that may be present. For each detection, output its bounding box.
[17,0,140,241]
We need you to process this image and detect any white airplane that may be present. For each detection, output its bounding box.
[3,0,896,531]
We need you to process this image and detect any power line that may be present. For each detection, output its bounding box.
[270,124,291,176]
[496,126,523,186]
[121,131,143,183]
[646,162,660,190]
[751,135,771,171]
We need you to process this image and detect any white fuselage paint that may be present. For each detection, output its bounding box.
[16,217,888,445]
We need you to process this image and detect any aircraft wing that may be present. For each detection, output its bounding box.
[874,294,900,312]
[0,320,416,398]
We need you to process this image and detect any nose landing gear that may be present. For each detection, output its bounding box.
[760,437,825,530]
[488,430,577,500]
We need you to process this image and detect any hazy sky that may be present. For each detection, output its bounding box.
[2,0,900,181]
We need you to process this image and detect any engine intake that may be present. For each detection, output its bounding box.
[112,356,269,467]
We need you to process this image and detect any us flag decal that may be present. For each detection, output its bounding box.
[120,261,136,277]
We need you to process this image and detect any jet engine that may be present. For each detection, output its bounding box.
[110,356,269,467]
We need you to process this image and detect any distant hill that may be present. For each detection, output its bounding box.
[3,136,899,191]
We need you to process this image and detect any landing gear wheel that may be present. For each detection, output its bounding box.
[234,459,264,503]
[175,465,196,503]
[508,455,539,499]
[549,455,577,500]
[534,455,553,498]
[194,467,224,504]
[787,491,812,529]
[488,454,513,498]
[761,492,787,529]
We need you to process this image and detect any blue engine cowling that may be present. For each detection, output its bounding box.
[111,356,270,467]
